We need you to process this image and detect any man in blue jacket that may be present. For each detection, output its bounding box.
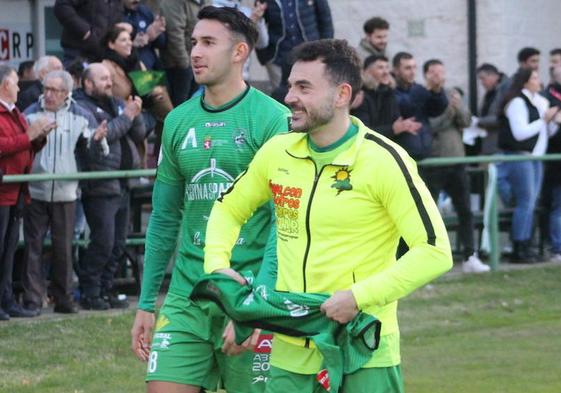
[392,51,448,162]
[123,0,167,70]
[256,0,334,89]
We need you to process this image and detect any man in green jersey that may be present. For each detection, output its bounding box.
[204,39,453,392]
[130,6,290,393]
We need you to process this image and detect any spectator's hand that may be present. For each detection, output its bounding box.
[222,320,261,356]
[393,116,421,135]
[147,15,166,42]
[450,90,462,109]
[213,268,246,285]
[251,1,267,22]
[27,117,56,141]
[351,90,364,109]
[123,95,142,120]
[131,309,155,362]
[544,106,559,123]
[133,32,149,48]
[93,120,108,141]
[320,290,359,324]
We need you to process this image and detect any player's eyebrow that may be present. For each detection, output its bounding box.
[288,79,313,88]
[191,35,218,43]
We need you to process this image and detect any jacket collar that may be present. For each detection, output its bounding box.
[39,93,73,114]
[285,116,368,167]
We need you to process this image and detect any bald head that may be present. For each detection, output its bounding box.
[34,56,63,81]
[83,63,113,98]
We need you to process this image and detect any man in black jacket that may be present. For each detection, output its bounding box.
[74,63,145,310]
[16,56,63,112]
[54,0,125,65]
[351,54,420,138]
[257,0,333,89]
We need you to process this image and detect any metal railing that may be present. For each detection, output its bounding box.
[4,153,561,270]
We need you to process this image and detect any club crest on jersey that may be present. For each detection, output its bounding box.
[204,136,212,149]
[233,129,247,147]
[331,167,353,195]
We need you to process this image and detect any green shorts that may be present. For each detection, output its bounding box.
[146,292,272,393]
[264,365,404,393]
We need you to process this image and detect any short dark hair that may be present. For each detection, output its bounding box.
[198,5,258,50]
[476,63,499,75]
[364,54,388,70]
[17,60,34,78]
[423,59,443,74]
[392,51,413,68]
[550,48,561,57]
[517,47,540,63]
[290,39,362,101]
[363,17,389,34]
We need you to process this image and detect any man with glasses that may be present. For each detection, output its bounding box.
[22,70,108,315]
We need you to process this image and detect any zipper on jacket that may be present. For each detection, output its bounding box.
[50,113,57,202]
[301,160,324,293]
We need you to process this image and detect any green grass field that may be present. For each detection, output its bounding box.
[1,264,560,393]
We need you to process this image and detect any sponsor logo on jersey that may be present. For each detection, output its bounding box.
[155,315,170,331]
[270,181,302,236]
[232,128,247,148]
[203,136,212,149]
[204,121,226,128]
[153,333,172,350]
[283,299,310,317]
[185,158,235,201]
[181,127,198,149]
[331,167,353,195]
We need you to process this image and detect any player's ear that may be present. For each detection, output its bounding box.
[335,83,353,108]
[232,41,250,64]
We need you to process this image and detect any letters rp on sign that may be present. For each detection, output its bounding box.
[0,29,34,61]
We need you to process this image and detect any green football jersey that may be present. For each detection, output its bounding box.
[138,86,290,311]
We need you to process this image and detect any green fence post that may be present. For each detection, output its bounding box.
[489,168,499,271]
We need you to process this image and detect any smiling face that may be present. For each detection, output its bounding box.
[84,64,113,98]
[190,19,246,87]
[284,60,338,133]
[365,59,391,85]
[108,30,133,58]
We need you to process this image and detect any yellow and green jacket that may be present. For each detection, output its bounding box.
[205,116,452,370]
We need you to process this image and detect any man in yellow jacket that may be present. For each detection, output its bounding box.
[204,38,453,393]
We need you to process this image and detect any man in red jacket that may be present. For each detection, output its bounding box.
[0,64,55,321]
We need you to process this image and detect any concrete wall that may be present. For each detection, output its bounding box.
[248,0,561,103]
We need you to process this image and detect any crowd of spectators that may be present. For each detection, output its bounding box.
[1,0,561,320]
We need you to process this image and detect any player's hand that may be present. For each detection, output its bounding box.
[213,268,247,285]
[131,309,155,362]
[320,290,359,324]
[222,320,261,356]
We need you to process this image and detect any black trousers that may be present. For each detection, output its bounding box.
[80,190,130,297]
[22,199,76,307]
[0,199,24,309]
[422,165,475,258]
